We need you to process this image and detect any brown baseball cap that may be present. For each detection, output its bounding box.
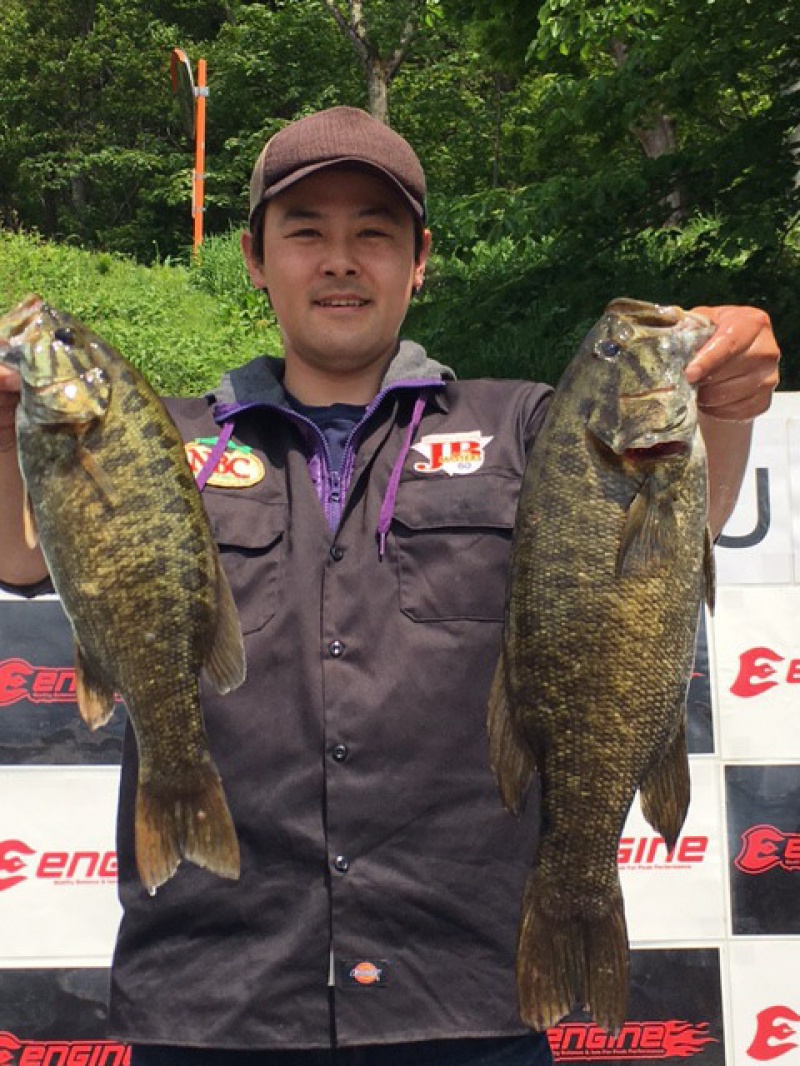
[248,106,426,228]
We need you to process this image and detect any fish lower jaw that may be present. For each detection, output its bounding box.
[589,432,691,465]
[620,440,690,462]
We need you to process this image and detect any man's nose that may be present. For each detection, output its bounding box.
[321,237,360,276]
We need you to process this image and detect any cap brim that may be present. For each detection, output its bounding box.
[249,157,425,228]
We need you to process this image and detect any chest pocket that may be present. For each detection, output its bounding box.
[203,491,286,635]
[392,474,520,622]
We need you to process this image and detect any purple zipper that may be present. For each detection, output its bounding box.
[213,379,443,531]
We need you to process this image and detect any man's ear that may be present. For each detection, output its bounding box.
[241,229,267,289]
[414,228,432,291]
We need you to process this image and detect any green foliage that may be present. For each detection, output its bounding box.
[0,0,193,258]
[407,199,800,388]
[204,2,361,227]
[0,231,280,395]
[0,0,797,395]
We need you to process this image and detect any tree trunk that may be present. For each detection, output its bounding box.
[367,62,390,124]
[611,39,687,225]
[632,114,687,224]
[321,0,425,125]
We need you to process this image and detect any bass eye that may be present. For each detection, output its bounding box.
[595,339,621,360]
[54,327,75,345]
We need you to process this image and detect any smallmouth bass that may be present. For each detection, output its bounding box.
[488,298,715,1033]
[0,295,245,891]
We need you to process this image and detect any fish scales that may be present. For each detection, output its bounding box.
[0,295,246,891]
[489,299,714,1034]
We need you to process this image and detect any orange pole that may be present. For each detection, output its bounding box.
[193,59,208,253]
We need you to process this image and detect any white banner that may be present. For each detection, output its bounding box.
[0,767,121,965]
[728,941,800,1066]
[622,759,726,943]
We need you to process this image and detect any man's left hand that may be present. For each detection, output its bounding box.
[686,305,780,421]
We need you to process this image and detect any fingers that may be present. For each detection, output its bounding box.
[0,366,21,450]
[685,305,780,421]
[0,364,22,392]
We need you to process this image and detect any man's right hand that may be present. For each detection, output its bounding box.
[0,366,48,586]
[0,365,21,453]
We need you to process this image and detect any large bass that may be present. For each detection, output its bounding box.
[0,295,245,892]
[488,298,715,1033]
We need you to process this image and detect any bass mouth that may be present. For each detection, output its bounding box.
[622,441,690,461]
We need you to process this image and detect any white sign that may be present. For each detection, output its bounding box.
[712,586,800,760]
[0,767,121,964]
[729,941,800,1066]
[716,400,795,586]
[621,759,726,942]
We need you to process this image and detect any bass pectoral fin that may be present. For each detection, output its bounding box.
[78,443,118,509]
[616,477,678,578]
[74,641,117,730]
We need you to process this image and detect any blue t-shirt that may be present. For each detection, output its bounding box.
[286,395,366,473]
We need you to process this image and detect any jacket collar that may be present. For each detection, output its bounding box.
[210,340,455,410]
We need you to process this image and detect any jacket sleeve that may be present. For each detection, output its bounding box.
[519,381,553,455]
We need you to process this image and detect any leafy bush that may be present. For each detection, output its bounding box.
[407,197,800,388]
[0,231,281,395]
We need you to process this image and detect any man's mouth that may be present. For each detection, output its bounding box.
[314,297,369,308]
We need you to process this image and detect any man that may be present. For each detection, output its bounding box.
[0,107,781,1065]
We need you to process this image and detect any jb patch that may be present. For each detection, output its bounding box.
[185,437,265,488]
[339,959,391,990]
[412,431,493,475]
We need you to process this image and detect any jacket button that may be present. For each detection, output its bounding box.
[328,640,345,658]
[330,545,345,561]
[332,744,349,762]
[334,855,350,873]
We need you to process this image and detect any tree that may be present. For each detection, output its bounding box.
[442,0,799,232]
[0,0,193,256]
[319,0,428,122]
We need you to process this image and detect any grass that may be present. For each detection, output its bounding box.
[0,230,282,396]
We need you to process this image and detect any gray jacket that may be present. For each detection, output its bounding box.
[109,343,552,1049]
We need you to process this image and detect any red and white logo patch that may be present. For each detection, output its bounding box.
[412,431,493,476]
[185,437,265,489]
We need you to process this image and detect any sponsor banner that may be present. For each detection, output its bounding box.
[712,587,800,761]
[688,609,715,755]
[0,768,120,963]
[0,601,126,766]
[0,967,129,1063]
[729,942,800,1066]
[726,764,800,935]
[621,760,725,942]
[549,948,723,1064]
[715,394,797,586]
[789,417,800,582]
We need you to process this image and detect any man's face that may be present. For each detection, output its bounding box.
[242,167,430,396]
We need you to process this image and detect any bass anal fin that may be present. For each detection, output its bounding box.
[74,640,117,730]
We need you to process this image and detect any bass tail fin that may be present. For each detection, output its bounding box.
[516,869,630,1035]
[487,651,535,814]
[135,762,241,891]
